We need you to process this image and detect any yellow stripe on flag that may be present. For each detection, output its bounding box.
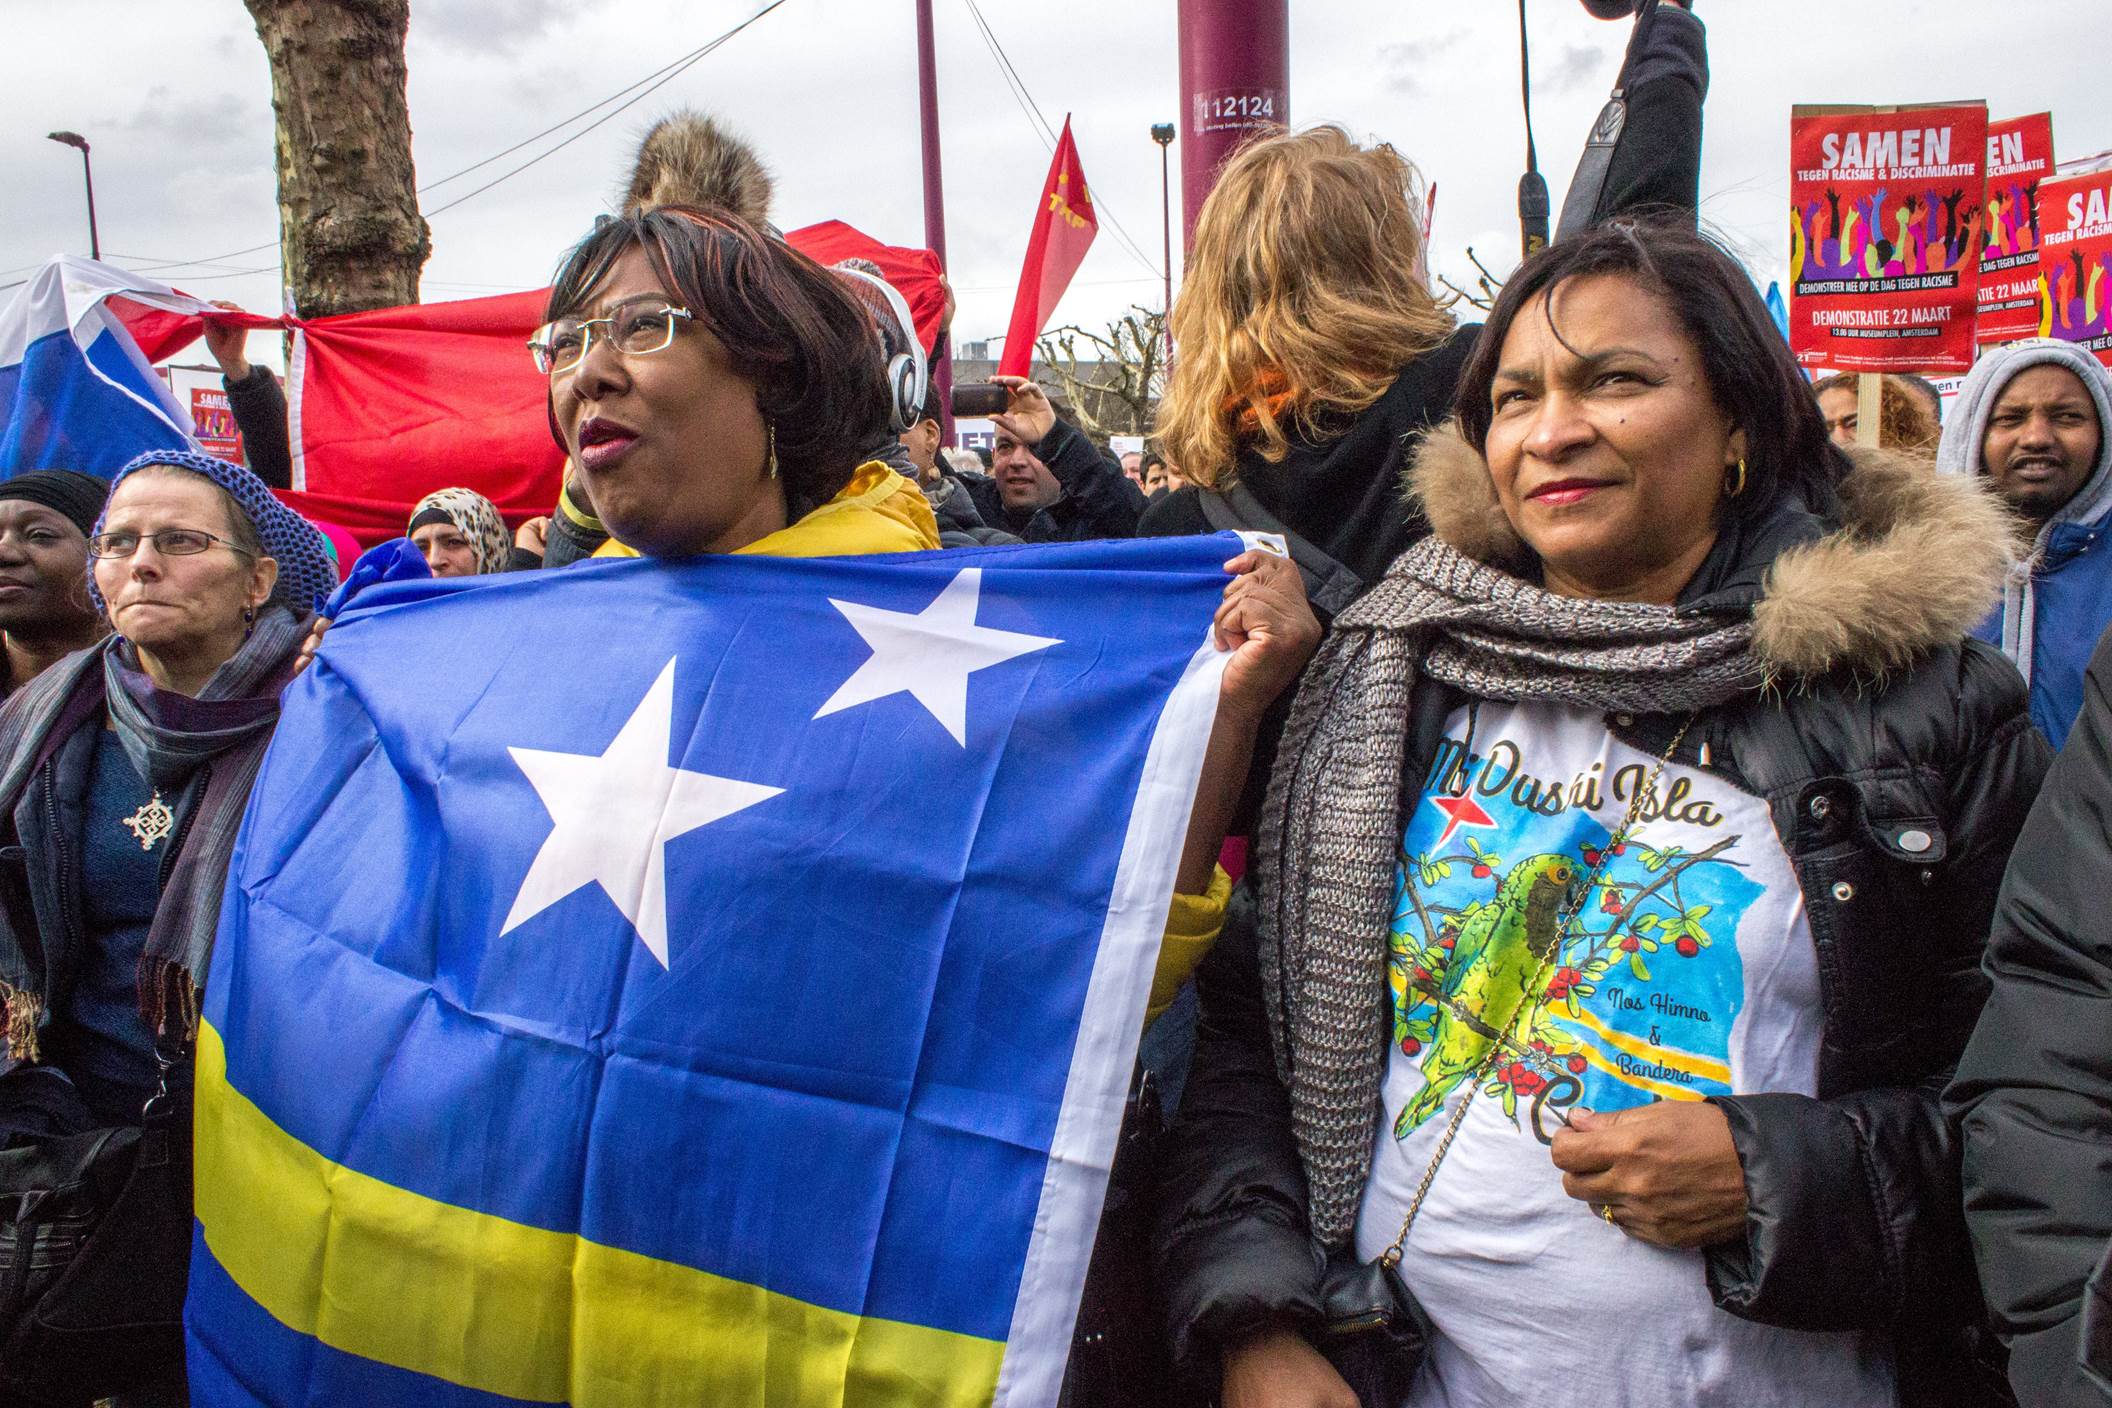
[1567,1007,1730,1093]
[194,1022,1005,1407]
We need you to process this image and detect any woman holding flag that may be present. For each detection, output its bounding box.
[539,205,942,562]
[538,198,1322,1404]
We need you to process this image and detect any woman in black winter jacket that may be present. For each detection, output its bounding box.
[1154,224,2048,1408]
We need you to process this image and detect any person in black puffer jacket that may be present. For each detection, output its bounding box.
[1949,628,2112,1406]
[1155,223,2046,1408]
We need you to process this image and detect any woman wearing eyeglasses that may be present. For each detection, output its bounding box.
[528,205,940,562]
[0,449,333,1404]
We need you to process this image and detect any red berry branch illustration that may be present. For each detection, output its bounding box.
[1388,834,1744,1130]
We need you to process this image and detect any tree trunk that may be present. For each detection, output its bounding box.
[245,0,429,318]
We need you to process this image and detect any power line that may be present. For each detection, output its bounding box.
[421,0,791,219]
[963,0,1157,273]
[117,1,792,279]
[963,0,1056,146]
[104,252,277,277]
[415,34,755,196]
[959,0,1163,281]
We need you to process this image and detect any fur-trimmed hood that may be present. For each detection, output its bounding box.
[1406,421,2019,680]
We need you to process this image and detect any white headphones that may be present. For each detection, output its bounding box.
[840,268,929,436]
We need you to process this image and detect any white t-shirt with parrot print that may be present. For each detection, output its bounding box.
[1352,699,1895,1408]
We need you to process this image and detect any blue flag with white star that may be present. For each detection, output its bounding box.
[186,536,1240,1407]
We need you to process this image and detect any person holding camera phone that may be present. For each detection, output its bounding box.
[952,376,1146,543]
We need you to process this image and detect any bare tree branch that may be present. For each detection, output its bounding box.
[1032,305,1166,439]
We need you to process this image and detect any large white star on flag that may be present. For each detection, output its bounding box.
[501,658,782,967]
[814,568,1061,746]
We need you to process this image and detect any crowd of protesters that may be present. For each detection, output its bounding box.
[8,2,2112,1405]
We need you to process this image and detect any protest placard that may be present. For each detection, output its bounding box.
[1979,113,2056,345]
[2038,169,2112,368]
[190,385,244,463]
[1790,102,1988,371]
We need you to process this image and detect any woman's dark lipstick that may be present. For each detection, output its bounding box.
[576,416,639,470]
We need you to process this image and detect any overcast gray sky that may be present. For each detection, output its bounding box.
[3,0,2107,368]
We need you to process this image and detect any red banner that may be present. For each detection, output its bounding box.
[1979,113,2057,345]
[999,118,1099,378]
[112,222,948,547]
[1789,103,1988,371]
[2038,171,2112,368]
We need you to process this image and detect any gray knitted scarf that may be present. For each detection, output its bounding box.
[0,608,305,1058]
[1255,536,1765,1246]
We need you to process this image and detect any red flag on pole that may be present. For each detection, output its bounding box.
[999,117,1098,377]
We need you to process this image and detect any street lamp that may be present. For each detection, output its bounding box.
[46,132,100,261]
[1151,123,1175,365]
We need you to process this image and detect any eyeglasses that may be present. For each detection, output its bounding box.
[527,302,693,376]
[87,528,256,560]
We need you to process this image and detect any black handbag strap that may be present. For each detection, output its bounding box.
[1196,484,1366,620]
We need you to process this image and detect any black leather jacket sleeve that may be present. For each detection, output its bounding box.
[1035,420,1145,540]
[1950,633,2112,1406]
[1707,1079,1959,1330]
[1591,5,1707,225]
[224,364,293,490]
[1709,642,2048,1334]
[1153,888,1324,1383]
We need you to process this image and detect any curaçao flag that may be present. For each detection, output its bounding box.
[0,256,216,476]
[188,535,1245,1406]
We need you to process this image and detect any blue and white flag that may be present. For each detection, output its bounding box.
[190,536,1240,1406]
[0,255,206,476]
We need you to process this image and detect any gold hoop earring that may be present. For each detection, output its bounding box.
[766,420,780,481]
[1725,458,1748,498]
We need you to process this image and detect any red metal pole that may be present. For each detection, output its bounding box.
[915,0,954,438]
[1176,0,1288,250]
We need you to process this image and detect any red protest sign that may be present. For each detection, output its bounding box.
[2038,172,2112,369]
[1979,114,2057,345]
[190,385,244,464]
[1790,103,1988,371]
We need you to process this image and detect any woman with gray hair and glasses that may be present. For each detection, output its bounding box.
[0,448,332,1405]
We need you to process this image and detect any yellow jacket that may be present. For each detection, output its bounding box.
[589,458,1221,1027]
[593,461,941,560]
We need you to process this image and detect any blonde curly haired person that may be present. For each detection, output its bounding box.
[1142,126,1463,601]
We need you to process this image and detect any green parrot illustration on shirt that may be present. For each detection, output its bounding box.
[1394,852,1585,1138]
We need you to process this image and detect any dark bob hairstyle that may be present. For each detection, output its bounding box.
[1453,218,1851,527]
[545,205,893,518]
